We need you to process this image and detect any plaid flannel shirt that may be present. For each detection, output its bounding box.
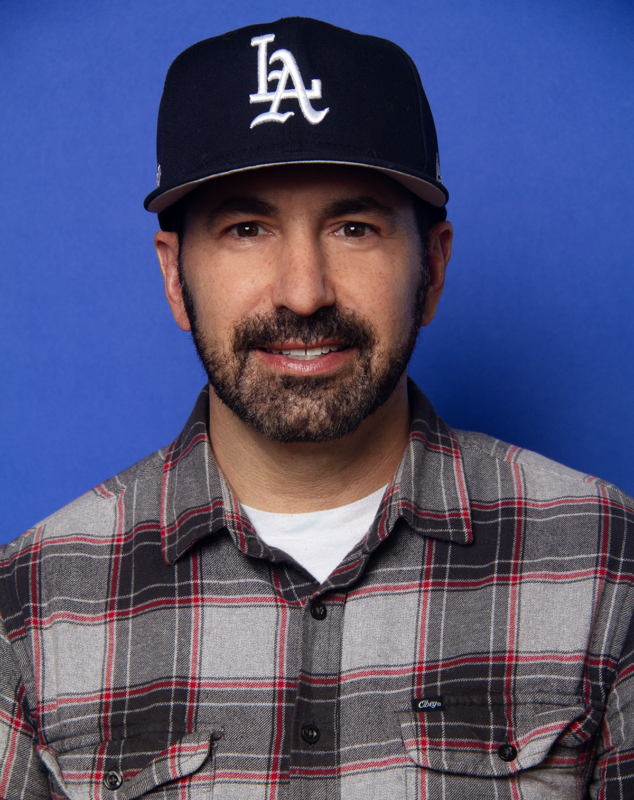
[1,381,633,799]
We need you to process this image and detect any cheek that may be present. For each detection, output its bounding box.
[351,262,420,339]
[192,246,276,308]
[384,286,419,338]
[186,263,273,345]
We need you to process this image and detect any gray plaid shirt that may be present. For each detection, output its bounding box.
[1,381,633,799]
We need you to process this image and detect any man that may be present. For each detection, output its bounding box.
[0,16,632,799]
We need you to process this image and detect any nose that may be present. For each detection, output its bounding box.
[270,228,336,316]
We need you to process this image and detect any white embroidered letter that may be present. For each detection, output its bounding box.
[249,34,329,128]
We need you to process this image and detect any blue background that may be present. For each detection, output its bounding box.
[2,0,633,542]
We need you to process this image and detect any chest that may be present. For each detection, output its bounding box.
[25,527,607,798]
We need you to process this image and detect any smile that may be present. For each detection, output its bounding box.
[263,344,346,361]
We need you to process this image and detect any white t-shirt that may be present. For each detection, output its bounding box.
[242,484,388,584]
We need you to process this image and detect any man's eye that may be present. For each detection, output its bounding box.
[231,222,262,237]
[337,222,372,238]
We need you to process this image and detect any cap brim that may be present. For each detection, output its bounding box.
[145,160,448,213]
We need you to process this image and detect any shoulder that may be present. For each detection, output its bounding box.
[0,447,170,639]
[453,427,634,512]
[0,446,168,563]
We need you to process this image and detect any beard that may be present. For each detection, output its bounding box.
[181,271,426,443]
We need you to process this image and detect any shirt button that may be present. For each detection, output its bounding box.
[103,770,123,790]
[310,601,327,620]
[301,724,321,744]
[498,744,518,762]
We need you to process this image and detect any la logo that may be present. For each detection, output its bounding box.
[249,34,329,129]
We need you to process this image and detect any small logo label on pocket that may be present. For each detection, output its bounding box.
[413,696,444,712]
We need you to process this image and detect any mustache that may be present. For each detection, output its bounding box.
[232,306,377,352]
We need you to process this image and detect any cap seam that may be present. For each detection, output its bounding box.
[388,44,427,168]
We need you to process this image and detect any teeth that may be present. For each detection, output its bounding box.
[268,344,344,360]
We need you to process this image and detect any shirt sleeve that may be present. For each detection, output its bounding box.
[0,615,50,799]
[590,586,634,797]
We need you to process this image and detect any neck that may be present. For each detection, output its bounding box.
[207,375,411,513]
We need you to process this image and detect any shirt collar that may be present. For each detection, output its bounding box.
[160,387,229,565]
[393,378,473,546]
[160,380,472,565]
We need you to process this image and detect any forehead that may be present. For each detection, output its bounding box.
[185,163,416,216]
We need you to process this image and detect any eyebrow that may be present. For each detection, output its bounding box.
[321,195,396,220]
[203,193,396,227]
[206,196,280,226]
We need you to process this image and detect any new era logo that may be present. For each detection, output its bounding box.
[249,34,330,129]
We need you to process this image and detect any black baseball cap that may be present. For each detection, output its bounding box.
[144,17,448,214]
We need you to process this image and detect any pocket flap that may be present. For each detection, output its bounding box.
[39,729,219,799]
[398,694,595,778]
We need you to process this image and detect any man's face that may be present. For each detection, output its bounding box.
[167,165,428,442]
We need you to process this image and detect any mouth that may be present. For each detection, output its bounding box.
[260,344,347,361]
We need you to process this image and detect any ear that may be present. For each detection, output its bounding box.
[421,220,453,327]
[154,231,192,332]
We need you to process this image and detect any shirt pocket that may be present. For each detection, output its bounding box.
[37,729,221,800]
[397,693,601,779]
